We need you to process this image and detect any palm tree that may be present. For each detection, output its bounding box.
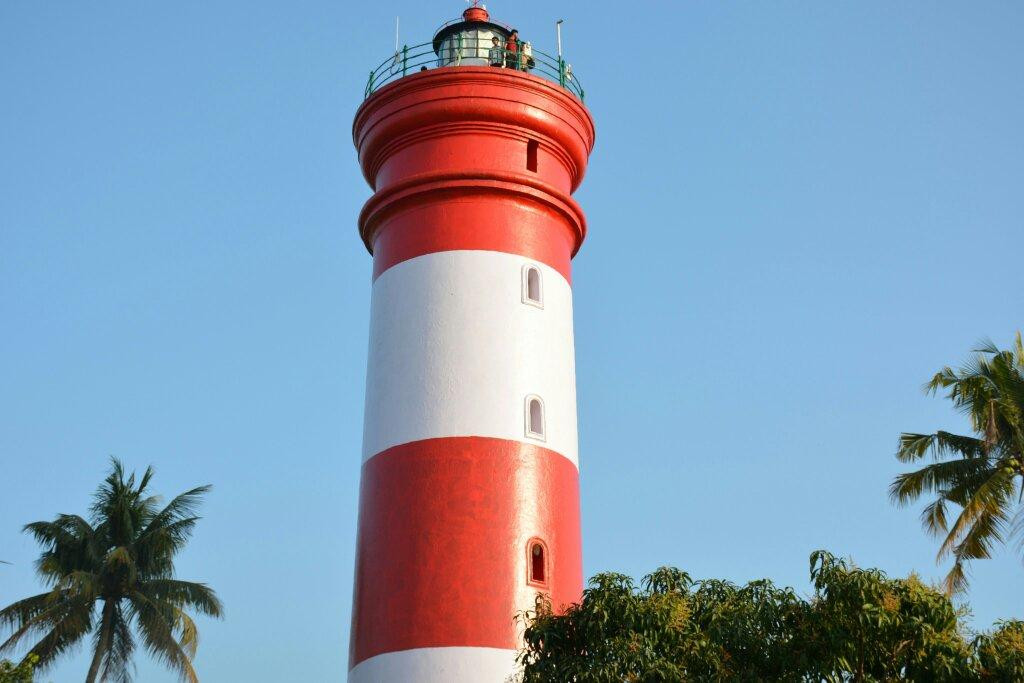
[0,459,222,682]
[890,333,1024,594]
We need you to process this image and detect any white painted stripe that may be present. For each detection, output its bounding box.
[349,647,519,683]
[363,250,579,467]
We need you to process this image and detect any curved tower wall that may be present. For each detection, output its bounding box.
[350,66,595,682]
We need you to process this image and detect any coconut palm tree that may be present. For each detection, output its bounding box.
[890,333,1024,594]
[0,459,222,682]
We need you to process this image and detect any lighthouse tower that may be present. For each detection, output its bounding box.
[349,5,595,681]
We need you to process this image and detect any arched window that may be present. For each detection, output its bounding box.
[522,264,543,307]
[528,540,547,585]
[525,395,545,440]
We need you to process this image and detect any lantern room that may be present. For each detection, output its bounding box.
[362,4,584,102]
[433,5,510,67]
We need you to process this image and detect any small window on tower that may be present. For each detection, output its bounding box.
[522,265,543,308]
[529,540,547,585]
[525,395,545,440]
[527,139,539,172]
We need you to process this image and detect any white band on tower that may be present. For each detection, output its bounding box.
[363,250,579,467]
[349,647,518,683]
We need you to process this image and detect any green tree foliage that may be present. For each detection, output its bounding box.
[974,620,1024,682]
[0,459,222,683]
[0,655,37,683]
[807,551,973,681]
[518,551,1015,682]
[890,333,1024,594]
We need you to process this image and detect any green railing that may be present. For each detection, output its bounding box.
[363,37,584,102]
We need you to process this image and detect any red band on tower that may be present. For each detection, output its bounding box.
[350,437,582,667]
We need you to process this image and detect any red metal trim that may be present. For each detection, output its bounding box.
[365,177,580,283]
[352,67,595,283]
[353,68,595,189]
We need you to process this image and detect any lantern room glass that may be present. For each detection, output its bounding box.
[436,27,508,67]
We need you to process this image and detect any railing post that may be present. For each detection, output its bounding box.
[558,57,566,87]
[402,44,408,77]
[516,39,523,70]
[365,71,375,98]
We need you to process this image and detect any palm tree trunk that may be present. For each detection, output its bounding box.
[85,599,114,683]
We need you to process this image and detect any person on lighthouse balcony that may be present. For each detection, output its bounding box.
[520,40,534,71]
[489,36,504,67]
[504,29,520,68]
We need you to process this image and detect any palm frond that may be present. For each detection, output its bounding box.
[936,469,1015,563]
[919,499,949,537]
[1010,502,1024,555]
[137,579,222,619]
[889,457,992,507]
[169,608,198,659]
[941,486,1013,597]
[23,515,94,546]
[973,337,1001,355]
[1,592,94,670]
[924,367,959,396]
[21,608,94,673]
[0,590,84,654]
[0,592,61,635]
[942,560,968,596]
[137,466,155,496]
[128,591,199,683]
[895,431,984,464]
[98,602,135,683]
[141,487,211,537]
[896,434,936,463]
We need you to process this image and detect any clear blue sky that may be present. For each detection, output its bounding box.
[2,1,1022,680]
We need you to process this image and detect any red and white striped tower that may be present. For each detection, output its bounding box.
[349,6,595,681]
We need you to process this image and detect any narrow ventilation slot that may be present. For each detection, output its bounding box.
[527,139,539,172]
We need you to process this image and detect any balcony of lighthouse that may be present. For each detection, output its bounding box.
[362,6,584,102]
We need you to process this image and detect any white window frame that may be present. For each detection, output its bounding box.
[522,264,543,308]
[524,394,546,441]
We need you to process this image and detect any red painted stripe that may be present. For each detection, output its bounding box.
[349,437,582,669]
[363,179,582,283]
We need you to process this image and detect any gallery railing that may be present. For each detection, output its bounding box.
[364,37,585,102]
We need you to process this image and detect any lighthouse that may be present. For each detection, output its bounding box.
[348,5,595,681]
